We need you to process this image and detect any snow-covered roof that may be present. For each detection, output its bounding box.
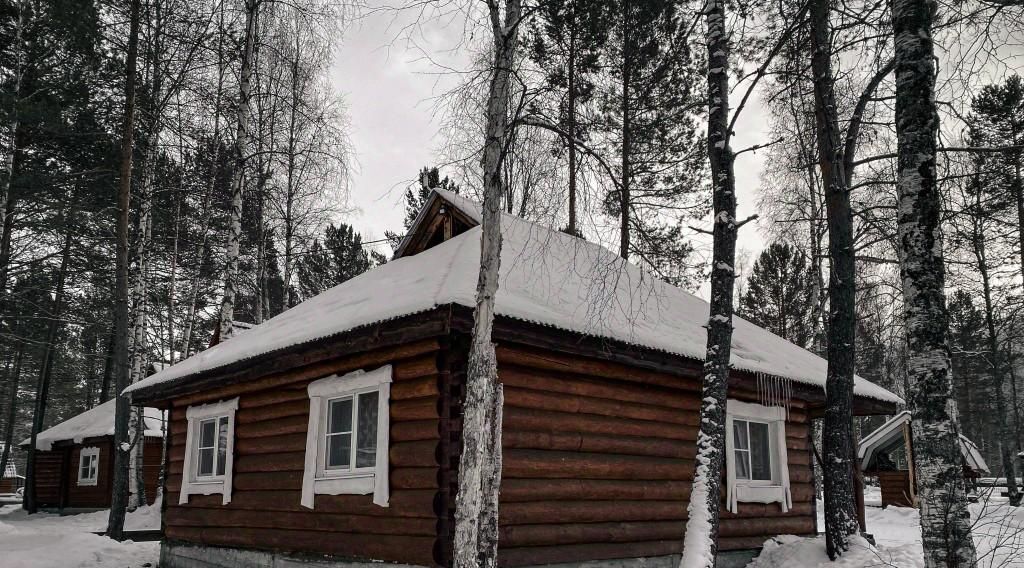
[127,189,901,405]
[21,399,165,451]
[858,411,989,474]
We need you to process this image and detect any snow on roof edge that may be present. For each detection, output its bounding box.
[128,189,902,406]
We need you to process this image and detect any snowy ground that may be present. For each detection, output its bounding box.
[0,489,1022,567]
[0,499,160,568]
[750,487,1024,567]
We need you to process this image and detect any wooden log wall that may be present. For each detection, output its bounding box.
[480,343,817,567]
[31,450,64,507]
[162,339,447,567]
[30,437,163,509]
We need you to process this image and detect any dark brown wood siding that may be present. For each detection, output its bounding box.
[162,339,446,566]
[470,343,817,567]
[32,436,162,509]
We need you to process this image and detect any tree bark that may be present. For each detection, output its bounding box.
[452,1,520,566]
[893,0,979,563]
[678,1,736,565]
[0,342,24,492]
[566,7,578,236]
[808,0,860,557]
[107,0,142,540]
[217,0,258,340]
[618,3,631,260]
[24,223,72,514]
[968,181,1020,506]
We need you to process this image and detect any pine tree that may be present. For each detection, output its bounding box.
[738,242,814,347]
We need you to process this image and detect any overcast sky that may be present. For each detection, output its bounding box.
[330,9,771,297]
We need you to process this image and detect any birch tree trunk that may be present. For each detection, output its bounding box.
[809,0,859,557]
[893,0,978,563]
[678,1,736,565]
[217,0,258,340]
[107,0,142,540]
[452,1,520,565]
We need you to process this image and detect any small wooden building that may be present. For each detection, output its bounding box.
[126,189,901,568]
[1,457,23,493]
[21,398,165,510]
[858,411,989,508]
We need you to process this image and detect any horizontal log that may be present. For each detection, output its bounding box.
[171,339,440,408]
[390,440,440,468]
[231,471,304,491]
[503,449,692,480]
[504,407,697,442]
[393,355,439,381]
[496,344,701,392]
[235,433,307,455]
[504,387,697,426]
[720,515,815,538]
[390,375,440,400]
[498,540,683,568]
[166,507,436,536]
[237,399,310,424]
[169,489,436,517]
[500,479,690,503]
[235,451,305,473]
[165,525,435,566]
[391,419,441,442]
[392,467,439,490]
[499,366,699,410]
[500,520,685,548]
[238,386,308,409]
[391,397,439,421]
[503,430,694,460]
[501,500,686,525]
[236,414,308,438]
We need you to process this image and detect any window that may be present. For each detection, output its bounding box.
[725,399,792,513]
[179,398,238,505]
[77,447,99,486]
[301,365,391,509]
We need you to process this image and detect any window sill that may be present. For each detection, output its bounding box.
[179,479,228,504]
[312,474,375,496]
[77,479,98,487]
[734,483,791,511]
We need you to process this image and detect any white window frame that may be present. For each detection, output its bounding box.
[725,399,792,513]
[301,365,391,509]
[179,397,238,505]
[77,446,100,486]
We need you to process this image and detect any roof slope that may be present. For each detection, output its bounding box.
[127,189,901,404]
[22,399,165,451]
[857,411,988,474]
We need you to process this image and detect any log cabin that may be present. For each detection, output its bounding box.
[858,411,988,508]
[125,189,902,568]
[20,398,165,511]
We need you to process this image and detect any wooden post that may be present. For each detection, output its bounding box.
[902,422,918,506]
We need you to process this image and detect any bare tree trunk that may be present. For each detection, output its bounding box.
[107,0,142,540]
[678,1,736,565]
[893,0,978,563]
[968,184,1020,505]
[566,9,578,236]
[0,342,24,490]
[25,224,72,514]
[217,0,258,340]
[618,5,631,260]
[452,1,520,566]
[809,0,859,557]
[0,1,25,335]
